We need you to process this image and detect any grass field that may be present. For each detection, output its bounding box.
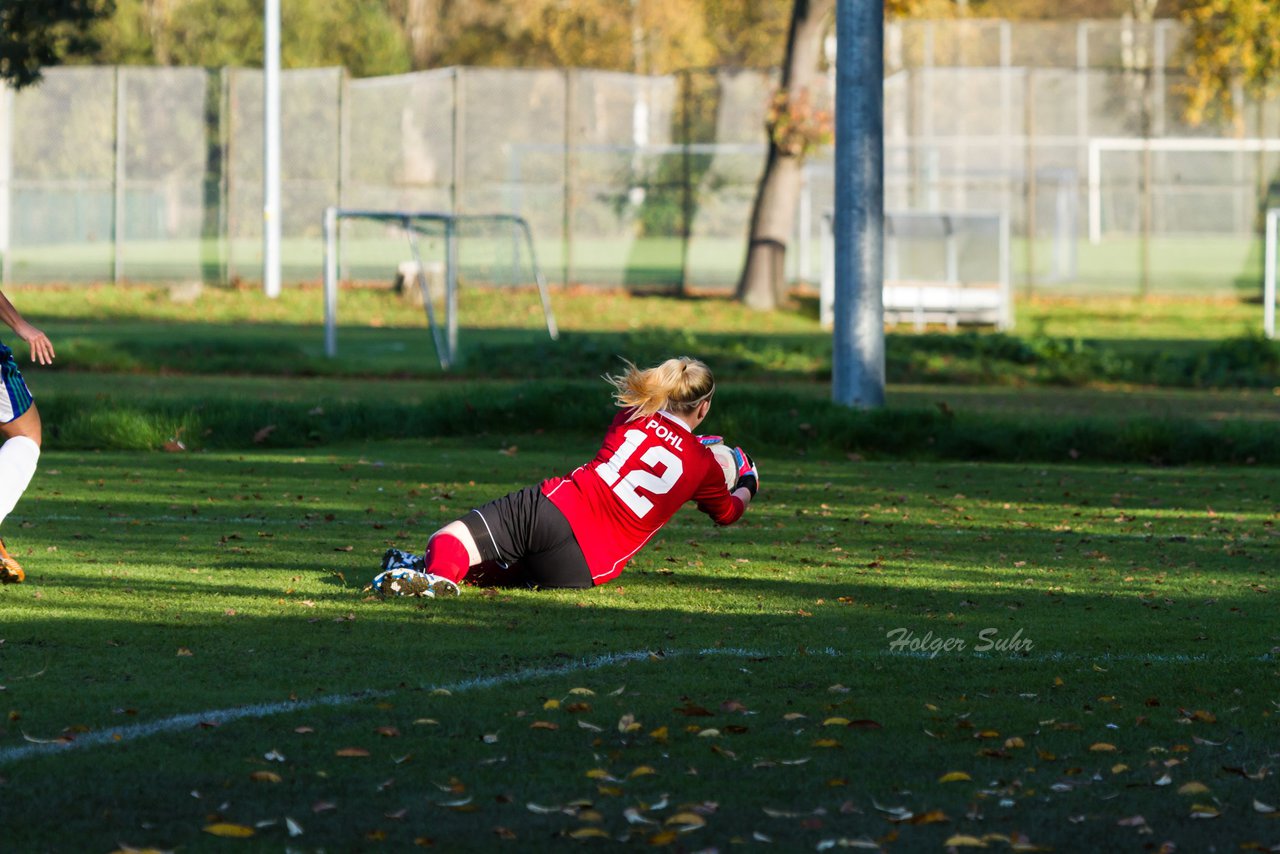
[2,438,1278,851]
[0,284,1277,851]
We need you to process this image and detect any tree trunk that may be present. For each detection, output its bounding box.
[738,150,804,310]
[735,0,834,311]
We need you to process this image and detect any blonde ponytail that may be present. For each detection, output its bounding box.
[605,357,715,420]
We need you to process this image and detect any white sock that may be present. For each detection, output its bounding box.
[0,436,40,528]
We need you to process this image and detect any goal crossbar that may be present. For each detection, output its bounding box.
[1087,137,1280,245]
[322,207,559,369]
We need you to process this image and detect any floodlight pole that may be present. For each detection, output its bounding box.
[832,0,886,408]
[263,0,282,298]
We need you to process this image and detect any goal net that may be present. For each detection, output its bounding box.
[321,208,559,369]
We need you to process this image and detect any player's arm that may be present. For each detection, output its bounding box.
[0,289,54,365]
[694,446,757,525]
[728,446,757,509]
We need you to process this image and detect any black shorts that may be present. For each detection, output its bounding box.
[462,485,593,589]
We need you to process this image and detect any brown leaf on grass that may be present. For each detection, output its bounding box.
[203,823,254,838]
[675,701,713,717]
[938,771,971,783]
[1089,743,1117,752]
[252,425,277,444]
[1189,804,1220,819]
[530,721,559,731]
[176,647,193,657]
[568,827,610,839]
[249,771,282,783]
[664,811,707,830]
[848,719,883,729]
[909,809,949,825]
[942,834,987,847]
[1177,782,1210,795]
[333,545,354,552]
[375,726,401,738]
[335,747,370,757]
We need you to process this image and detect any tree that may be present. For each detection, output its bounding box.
[734,0,834,311]
[0,0,113,89]
[1182,0,1280,128]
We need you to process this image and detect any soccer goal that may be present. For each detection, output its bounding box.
[321,207,559,369]
[1265,207,1278,340]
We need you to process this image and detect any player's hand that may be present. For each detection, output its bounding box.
[697,434,724,446]
[17,322,54,366]
[731,446,758,497]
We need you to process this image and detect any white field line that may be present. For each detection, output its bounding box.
[0,645,1264,766]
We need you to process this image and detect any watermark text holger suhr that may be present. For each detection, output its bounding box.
[886,627,1034,658]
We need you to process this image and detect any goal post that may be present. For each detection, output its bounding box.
[322,207,559,369]
[1266,207,1278,341]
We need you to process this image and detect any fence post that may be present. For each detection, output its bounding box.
[562,68,574,287]
[113,67,127,285]
[0,84,11,285]
[1023,67,1035,299]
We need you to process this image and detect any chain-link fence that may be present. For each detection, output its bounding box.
[1,18,1277,296]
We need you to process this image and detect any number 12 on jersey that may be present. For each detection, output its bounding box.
[596,428,684,519]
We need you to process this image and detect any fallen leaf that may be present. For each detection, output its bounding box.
[943,834,988,847]
[203,823,254,838]
[335,747,370,757]
[1089,743,1117,752]
[568,827,610,839]
[665,811,706,830]
[249,771,282,783]
[529,721,559,731]
[1177,782,1210,796]
[1189,804,1220,819]
[1254,799,1276,814]
[285,817,303,837]
[939,771,972,783]
[253,425,277,444]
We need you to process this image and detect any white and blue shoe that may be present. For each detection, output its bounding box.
[372,567,460,598]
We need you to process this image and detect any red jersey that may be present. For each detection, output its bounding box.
[541,408,745,585]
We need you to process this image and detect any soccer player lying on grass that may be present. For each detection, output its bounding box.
[0,288,54,584]
[371,356,758,596]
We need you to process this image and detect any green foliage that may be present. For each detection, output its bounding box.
[1182,0,1280,126]
[0,0,112,88]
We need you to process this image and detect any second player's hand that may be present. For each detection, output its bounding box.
[19,323,55,365]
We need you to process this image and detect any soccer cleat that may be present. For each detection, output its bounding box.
[381,547,425,573]
[0,539,25,584]
[372,567,460,599]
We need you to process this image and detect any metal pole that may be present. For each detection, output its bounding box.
[263,0,282,297]
[1266,209,1277,340]
[445,217,459,363]
[0,84,12,284]
[832,0,886,409]
[114,67,127,285]
[323,206,337,356]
